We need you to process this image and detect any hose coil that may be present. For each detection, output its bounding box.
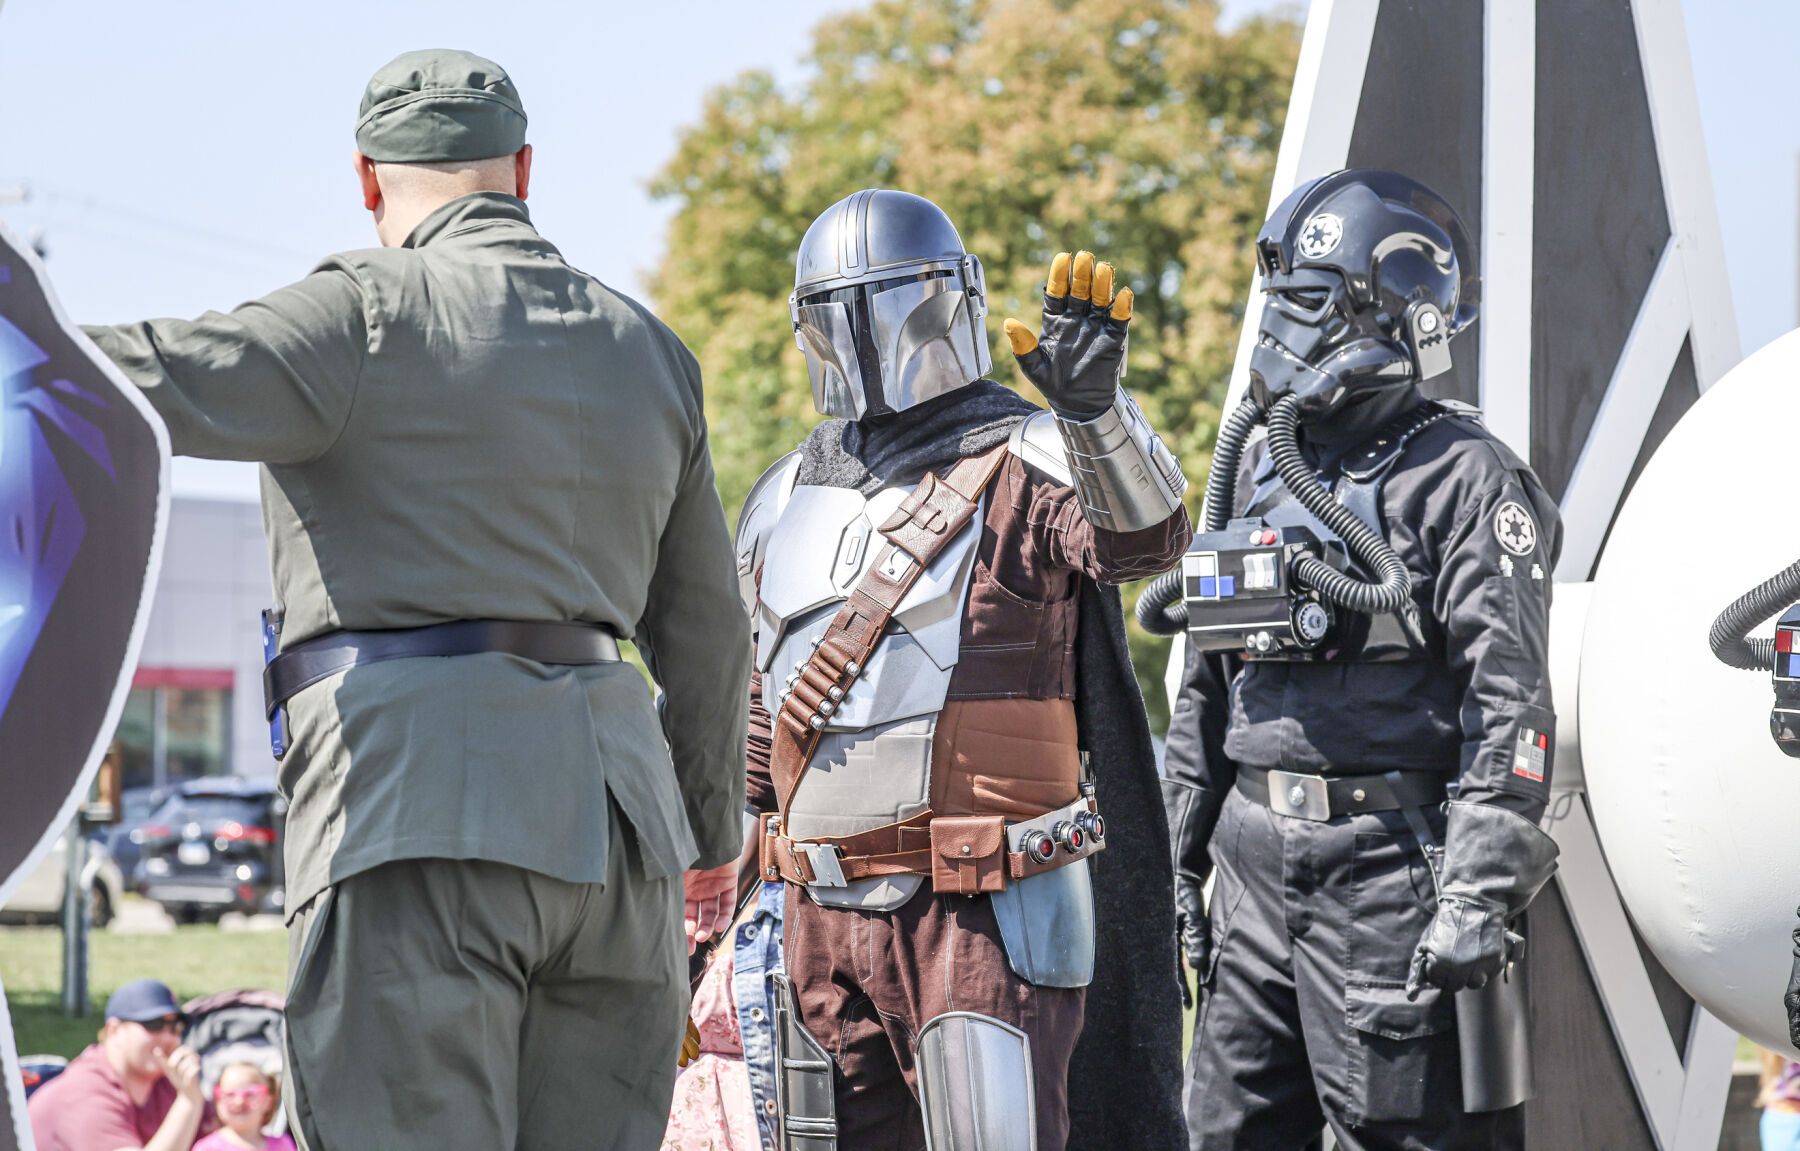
[1709,557,1800,671]
[1263,394,1412,615]
[1133,392,1416,635]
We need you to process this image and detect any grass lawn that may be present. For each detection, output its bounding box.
[0,921,286,1059]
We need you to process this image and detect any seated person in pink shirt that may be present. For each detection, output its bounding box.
[192,1063,293,1151]
[27,979,207,1151]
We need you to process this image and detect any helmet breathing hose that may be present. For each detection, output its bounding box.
[1264,394,1412,614]
[1134,392,1412,636]
[1710,558,1800,671]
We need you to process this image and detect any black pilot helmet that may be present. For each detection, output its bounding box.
[1247,169,1479,431]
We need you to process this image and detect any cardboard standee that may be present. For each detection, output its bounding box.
[0,219,170,1150]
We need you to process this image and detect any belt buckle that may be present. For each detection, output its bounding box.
[797,843,848,888]
[1267,771,1332,822]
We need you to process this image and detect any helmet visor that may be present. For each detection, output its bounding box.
[793,299,866,419]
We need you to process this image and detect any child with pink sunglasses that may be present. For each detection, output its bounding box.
[192,1063,295,1151]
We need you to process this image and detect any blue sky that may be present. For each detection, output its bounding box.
[0,0,1788,500]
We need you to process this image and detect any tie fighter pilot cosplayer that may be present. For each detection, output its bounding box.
[736,189,1193,1150]
[1142,169,1564,1151]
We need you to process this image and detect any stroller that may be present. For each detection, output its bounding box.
[182,988,288,1131]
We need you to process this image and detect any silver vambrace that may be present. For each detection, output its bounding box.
[1054,388,1189,533]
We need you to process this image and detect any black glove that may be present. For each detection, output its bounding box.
[1002,250,1133,420]
[1408,802,1559,995]
[1786,910,1800,1049]
[1175,873,1212,974]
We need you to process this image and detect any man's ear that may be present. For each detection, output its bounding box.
[514,144,532,202]
[353,151,382,213]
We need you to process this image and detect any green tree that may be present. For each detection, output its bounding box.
[648,0,1300,727]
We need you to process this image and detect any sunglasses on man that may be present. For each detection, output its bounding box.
[137,1015,186,1036]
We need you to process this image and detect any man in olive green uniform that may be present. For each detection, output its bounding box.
[82,50,750,1151]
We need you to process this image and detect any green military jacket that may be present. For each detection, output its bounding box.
[86,192,749,918]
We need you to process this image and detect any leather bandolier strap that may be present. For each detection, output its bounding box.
[762,444,1107,894]
[768,445,1010,815]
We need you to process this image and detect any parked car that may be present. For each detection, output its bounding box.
[0,833,124,927]
[135,777,286,923]
[106,784,173,889]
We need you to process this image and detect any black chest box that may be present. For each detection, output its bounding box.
[1182,518,1339,656]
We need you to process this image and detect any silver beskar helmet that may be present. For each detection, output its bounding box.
[790,189,992,419]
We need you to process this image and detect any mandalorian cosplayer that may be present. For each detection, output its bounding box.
[736,188,1192,1150]
[1154,170,1563,1151]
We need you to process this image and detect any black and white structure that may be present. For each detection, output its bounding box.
[1202,1,1747,1147]
[0,220,169,1151]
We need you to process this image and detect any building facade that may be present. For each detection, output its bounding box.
[118,495,272,793]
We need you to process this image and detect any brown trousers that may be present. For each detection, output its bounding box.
[786,881,1086,1151]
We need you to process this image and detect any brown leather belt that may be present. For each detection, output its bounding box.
[760,795,1106,895]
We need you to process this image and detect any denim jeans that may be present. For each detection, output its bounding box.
[732,880,786,1151]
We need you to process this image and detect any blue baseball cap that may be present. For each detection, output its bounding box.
[104,979,183,1023]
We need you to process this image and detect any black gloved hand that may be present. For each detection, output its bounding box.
[1409,897,1523,993]
[1786,911,1800,1049]
[1002,250,1133,421]
[1407,802,1559,996]
[1175,873,1212,974]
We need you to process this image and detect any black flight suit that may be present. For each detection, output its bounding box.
[1167,408,1561,1151]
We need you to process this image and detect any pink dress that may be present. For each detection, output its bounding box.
[661,939,762,1150]
[193,1131,298,1151]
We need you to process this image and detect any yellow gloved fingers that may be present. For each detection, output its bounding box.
[678,1017,702,1067]
[1110,286,1134,323]
[1002,318,1040,355]
[1046,251,1072,298]
[1070,250,1095,303]
[1091,261,1115,309]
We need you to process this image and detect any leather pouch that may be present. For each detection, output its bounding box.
[930,814,1007,894]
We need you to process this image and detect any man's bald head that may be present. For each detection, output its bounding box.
[373,154,519,201]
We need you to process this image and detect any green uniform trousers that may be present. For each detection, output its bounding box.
[282,806,685,1150]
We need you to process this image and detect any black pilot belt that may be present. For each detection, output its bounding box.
[1236,766,1447,822]
[263,619,620,720]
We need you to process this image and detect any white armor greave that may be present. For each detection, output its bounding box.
[1052,388,1188,533]
[916,1013,1038,1151]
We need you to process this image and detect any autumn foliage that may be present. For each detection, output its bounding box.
[648,0,1301,722]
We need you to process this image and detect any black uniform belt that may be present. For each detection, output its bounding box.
[263,620,620,719]
[1235,766,1447,822]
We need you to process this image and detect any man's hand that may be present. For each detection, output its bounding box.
[1786,914,1800,1049]
[154,1045,204,1102]
[1003,250,1134,421]
[1407,895,1518,995]
[682,862,739,956]
[1175,874,1212,975]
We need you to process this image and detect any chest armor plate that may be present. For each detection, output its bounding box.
[755,479,986,910]
[757,482,983,727]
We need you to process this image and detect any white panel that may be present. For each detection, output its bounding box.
[1631,0,1739,389]
[0,971,31,1151]
[1580,328,1800,1056]
[1544,796,1683,1147]
[1223,0,1381,413]
[1673,1010,1738,1151]
[1479,0,1535,457]
[1554,239,1689,579]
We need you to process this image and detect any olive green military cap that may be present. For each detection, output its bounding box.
[355,49,527,163]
